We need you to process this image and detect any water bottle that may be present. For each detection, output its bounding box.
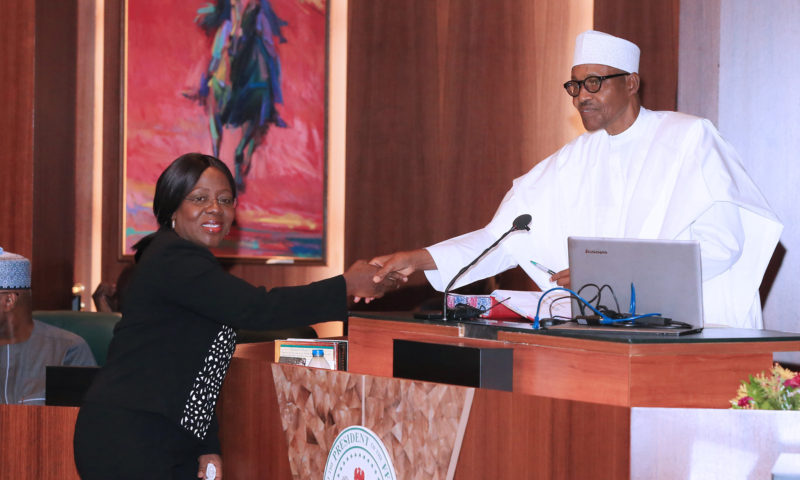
[308,349,331,369]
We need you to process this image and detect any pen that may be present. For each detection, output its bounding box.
[530,260,556,276]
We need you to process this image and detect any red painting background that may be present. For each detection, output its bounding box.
[124,0,327,259]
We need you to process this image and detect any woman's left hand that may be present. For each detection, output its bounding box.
[198,454,222,479]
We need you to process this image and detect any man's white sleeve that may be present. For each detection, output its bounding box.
[424,229,518,291]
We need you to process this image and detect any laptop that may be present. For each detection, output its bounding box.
[555,236,704,336]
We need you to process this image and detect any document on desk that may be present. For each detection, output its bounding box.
[490,289,572,320]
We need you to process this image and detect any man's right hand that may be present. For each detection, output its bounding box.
[369,249,436,284]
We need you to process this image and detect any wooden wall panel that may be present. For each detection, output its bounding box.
[594,0,680,111]
[345,0,680,311]
[0,0,77,309]
[32,0,79,309]
[99,0,130,289]
[0,0,35,257]
[345,0,592,308]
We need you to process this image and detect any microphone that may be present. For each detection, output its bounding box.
[512,213,532,231]
[441,214,532,321]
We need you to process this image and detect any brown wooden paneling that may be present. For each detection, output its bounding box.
[217,357,293,479]
[347,317,464,377]
[0,405,81,479]
[498,331,800,357]
[218,350,631,479]
[510,341,632,405]
[348,316,631,405]
[0,0,78,309]
[594,0,680,111]
[232,340,276,360]
[0,0,35,257]
[344,1,592,307]
[458,392,630,479]
[32,0,79,309]
[629,352,772,408]
[345,0,681,311]
[100,0,130,288]
[349,315,800,408]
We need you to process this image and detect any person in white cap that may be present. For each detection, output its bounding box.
[368,30,782,329]
[0,247,96,405]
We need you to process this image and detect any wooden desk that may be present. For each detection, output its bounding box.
[0,405,80,479]
[217,347,631,479]
[347,314,800,408]
[7,318,798,479]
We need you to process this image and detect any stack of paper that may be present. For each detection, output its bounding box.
[490,289,573,321]
[274,339,348,370]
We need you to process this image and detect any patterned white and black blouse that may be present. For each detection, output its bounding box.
[180,326,237,439]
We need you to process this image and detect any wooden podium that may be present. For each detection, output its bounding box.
[216,345,631,479]
[216,318,800,479]
[347,313,800,408]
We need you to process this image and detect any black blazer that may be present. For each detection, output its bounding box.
[84,229,347,452]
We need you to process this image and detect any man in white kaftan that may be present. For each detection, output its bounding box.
[370,31,782,329]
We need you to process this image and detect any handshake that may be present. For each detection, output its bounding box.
[344,249,434,303]
[342,260,407,303]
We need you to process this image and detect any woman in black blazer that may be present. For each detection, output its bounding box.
[73,153,390,479]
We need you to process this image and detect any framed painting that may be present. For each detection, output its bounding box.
[122,0,328,262]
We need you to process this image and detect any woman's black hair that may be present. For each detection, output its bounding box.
[132,153,236,261]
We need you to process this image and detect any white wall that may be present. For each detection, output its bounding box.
[679,0,800,356]
[631,407,800,479]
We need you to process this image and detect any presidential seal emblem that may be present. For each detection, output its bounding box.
[323,426,397,480]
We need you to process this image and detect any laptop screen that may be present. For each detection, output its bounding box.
[566,237,704,334]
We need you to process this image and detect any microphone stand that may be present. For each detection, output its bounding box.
[441,215,531,321]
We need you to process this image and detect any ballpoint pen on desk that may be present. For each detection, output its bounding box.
[530,260,557,276]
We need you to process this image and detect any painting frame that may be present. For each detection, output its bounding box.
[120,0,330,264]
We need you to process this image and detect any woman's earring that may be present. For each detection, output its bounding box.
[171,218,176,229]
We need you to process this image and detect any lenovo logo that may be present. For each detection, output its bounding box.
[585,249,608,255]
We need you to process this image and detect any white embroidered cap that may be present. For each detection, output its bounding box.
[572,30,640,73]
[0,247,31,289]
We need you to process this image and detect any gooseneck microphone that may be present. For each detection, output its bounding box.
[441,214,532,321]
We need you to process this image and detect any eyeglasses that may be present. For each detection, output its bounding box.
[563,73,629,97]
[184,194,236,209]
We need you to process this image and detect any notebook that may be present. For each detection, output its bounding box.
[557,236,704,336]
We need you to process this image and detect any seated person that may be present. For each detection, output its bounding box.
[0,247,97,405]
